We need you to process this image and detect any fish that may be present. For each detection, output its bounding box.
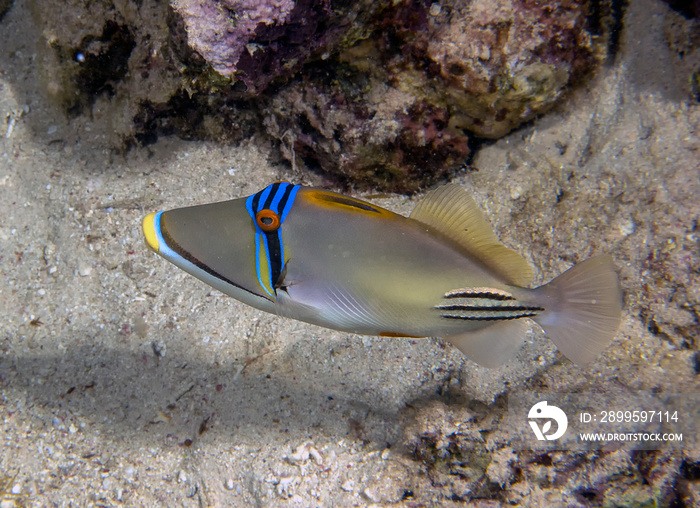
[142,182,622,367]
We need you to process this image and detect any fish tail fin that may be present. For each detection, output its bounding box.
[532,255,622,365]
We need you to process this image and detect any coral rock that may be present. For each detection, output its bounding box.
[260,0,605,191]
[169,0,387,97]
[30,0,614,191]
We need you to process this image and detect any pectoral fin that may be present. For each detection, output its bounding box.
[274,263,289,292]
[444,320,528,367]
[279,260,396,333]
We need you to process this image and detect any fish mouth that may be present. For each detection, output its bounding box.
[142,211,161,253]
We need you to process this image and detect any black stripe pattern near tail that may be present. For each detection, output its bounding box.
[437,287,543,321]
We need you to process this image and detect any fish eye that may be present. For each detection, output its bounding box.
[255,209,280,232]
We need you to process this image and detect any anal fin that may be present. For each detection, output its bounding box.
[444,320,528,367]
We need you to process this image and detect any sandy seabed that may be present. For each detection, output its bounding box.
[0,0,699,506]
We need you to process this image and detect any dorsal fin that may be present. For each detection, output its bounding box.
[410,184,534,286]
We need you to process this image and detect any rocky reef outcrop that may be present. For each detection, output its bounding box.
[27,0,623,191]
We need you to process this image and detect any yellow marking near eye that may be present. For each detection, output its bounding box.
[257,234,275,297]
[142,212,160,253]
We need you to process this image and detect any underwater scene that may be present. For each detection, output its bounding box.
[0,0,698,506]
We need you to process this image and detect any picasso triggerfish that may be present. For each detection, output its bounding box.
[142,182,622,367]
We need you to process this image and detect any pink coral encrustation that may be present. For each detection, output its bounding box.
[172,0,296,77]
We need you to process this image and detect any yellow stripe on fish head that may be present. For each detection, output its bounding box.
[255,231,276,298]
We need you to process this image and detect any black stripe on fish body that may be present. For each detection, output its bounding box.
[440,312,539,321]
[276,184,294,215]
[262,182,282,210]
[435,301,544,321]
[436,304,544,313]
[444,288,515,301]
[265,230,283,295]
[251,189,263,213]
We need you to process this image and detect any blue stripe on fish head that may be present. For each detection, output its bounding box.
[245,183,301,299]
